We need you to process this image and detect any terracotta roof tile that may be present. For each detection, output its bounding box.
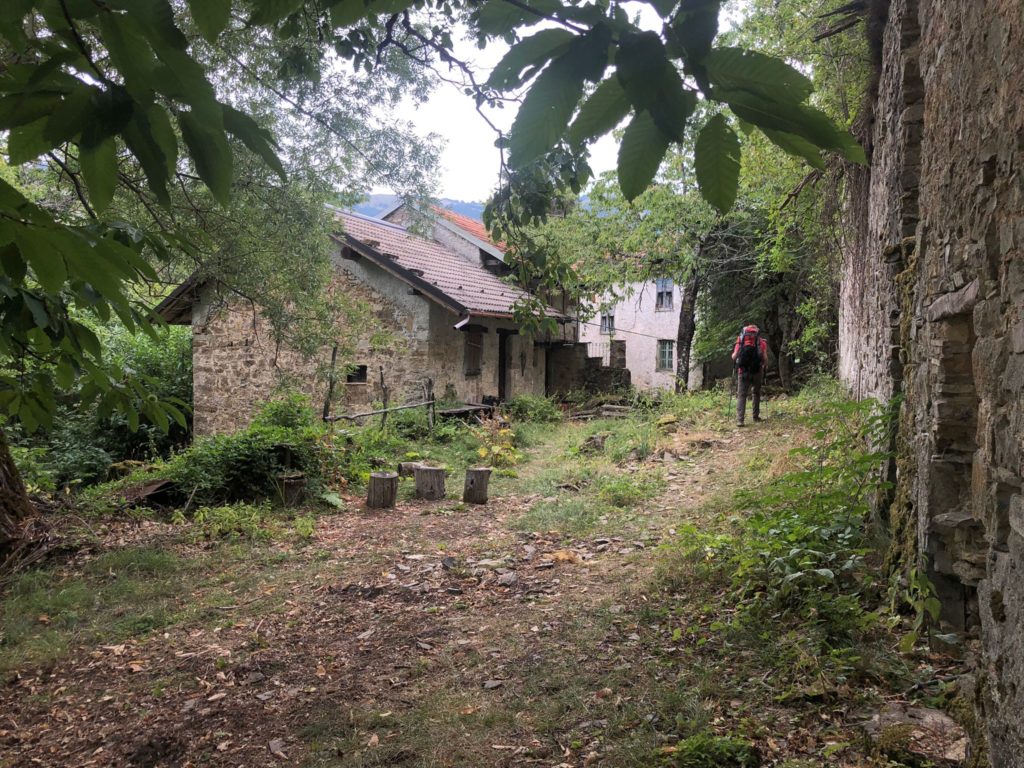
[336,211,558,319]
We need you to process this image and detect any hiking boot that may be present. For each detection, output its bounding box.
[736,421,745,427]
[753,416,762,422]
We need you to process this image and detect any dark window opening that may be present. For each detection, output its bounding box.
[347,365,368,383]
[465,331,483,376]
[655,278,674,310]
[600,313,615,334]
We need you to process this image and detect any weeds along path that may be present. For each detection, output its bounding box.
[2,397,902,768]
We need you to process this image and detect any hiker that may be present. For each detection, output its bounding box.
[732,324,769,427]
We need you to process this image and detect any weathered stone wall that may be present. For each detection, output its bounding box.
[839,0,1024,760]
[838,0,921,402]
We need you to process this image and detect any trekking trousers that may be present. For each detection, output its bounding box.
[737,369,763,424]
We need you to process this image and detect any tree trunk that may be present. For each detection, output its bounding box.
[462,467,492,504]
[674,270,701,394]
[777,339,793,391]
[0,427,33,559]
[414,466,446,500]
[366,472,398,509]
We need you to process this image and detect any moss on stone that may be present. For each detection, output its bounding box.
[884,236,921,576]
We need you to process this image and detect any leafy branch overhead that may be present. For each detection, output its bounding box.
[482,0,865,209]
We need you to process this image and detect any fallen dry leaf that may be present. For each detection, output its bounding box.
[367,733,380,747]
[268,738,288,759]
[544,550,580,564]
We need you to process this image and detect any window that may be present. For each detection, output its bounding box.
[346,364,368,383]
[600,313,615,334]
[464,331,483,376]
[655,278,674,310]
[657,340,674,371]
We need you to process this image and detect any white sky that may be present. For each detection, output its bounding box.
[380,5,664,202]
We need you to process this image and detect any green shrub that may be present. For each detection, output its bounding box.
[388,407,467,443]
[166,423,320,505]
[174,503,276,541]
[603,418,658,462]
[43,414,115,487]
[665,396,895,655]
[10,445,56,492]
[503,394,562,423]
[595,471,665,507]
[251,392,317,429]
[9,324,192,489]
[661,732,760,767]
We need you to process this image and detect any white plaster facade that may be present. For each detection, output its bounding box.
[579,280,683,391]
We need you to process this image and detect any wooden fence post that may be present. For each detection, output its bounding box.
[462,467,491,504]
[426,378,435,432]
[379,366,390,429]
[414,466,446,500]
[367,472,398,509]
[322,342,338,421]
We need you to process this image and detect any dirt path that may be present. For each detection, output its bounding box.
[1,417,798,768]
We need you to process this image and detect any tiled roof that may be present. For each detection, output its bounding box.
[432,206,506,252]
[335,210,559,319]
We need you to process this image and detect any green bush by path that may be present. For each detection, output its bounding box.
[88,392,496,510]
[503,394,563,423]
[9,325,193,489]
[660,732,760,768]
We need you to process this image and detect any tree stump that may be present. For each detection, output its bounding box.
[462,467,492,504]
[367,471,398,509]
[414,466,446,500]
[397,461,422,478]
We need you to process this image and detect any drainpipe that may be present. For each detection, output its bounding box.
[454,314,471,330]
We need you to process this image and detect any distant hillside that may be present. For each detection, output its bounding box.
[350,194,485,221]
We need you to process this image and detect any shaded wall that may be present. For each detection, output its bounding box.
[839,0,1024,760]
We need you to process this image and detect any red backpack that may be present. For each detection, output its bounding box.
[736,328,762,373]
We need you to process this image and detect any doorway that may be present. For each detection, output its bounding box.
[498,332,510,401]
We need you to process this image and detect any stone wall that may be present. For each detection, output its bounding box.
[839,0,1024,760]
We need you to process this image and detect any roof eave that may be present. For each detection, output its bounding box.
[154,273,202,325]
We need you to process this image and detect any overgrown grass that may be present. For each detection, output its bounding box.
[0,543,304,674]
[655,393,911,703]
[84,395,491,511]
[0,547,187,673]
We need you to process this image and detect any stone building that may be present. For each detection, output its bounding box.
[839,0,1024,759]
[158,209,570,435]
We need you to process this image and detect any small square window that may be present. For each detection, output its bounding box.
[655,278,674,310]
[600,313,615,334]
[657,340,674,371]
[465,331,483,376]
[346,364,368,383]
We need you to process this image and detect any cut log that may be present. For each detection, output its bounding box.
[397,461,422,478]
[414,466,446,500]
[462,467,492,504]
[367,472,398,509]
